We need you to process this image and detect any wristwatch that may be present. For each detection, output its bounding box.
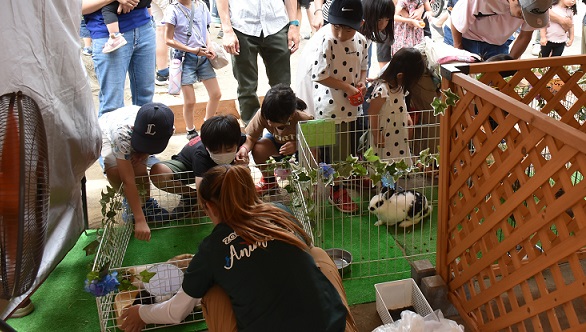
[289,20,300,26]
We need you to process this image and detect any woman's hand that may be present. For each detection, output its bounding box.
[120,305,146,332]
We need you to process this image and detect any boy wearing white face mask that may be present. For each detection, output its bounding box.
[149,115,249,219]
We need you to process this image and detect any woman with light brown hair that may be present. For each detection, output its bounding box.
[121,164,357,332]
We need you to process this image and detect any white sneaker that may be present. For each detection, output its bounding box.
[531,43,541,56]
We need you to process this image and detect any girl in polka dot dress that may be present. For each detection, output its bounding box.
[367,47,425,165]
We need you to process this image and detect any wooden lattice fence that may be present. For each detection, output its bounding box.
[437,55,586,331]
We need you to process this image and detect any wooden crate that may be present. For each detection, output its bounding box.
[437,55,586,331]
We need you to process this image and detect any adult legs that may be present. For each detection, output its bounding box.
[309,247,358,332]
[92,36,133,116]
[128,21,156,107]
[151,0,170,78]
[232,29,261,124]
[259,26,291,88]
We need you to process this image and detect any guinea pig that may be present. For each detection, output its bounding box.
[368,186,432,227]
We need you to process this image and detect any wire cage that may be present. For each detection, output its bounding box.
[295,113,440,281]
[438,55,586,331]
[92,169,294,331]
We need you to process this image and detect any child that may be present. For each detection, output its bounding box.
[361,0,395,69]
[540,0,576,57]
[101,0,152,53]
[164,0,222,140]
[240,84,314,195]
[98,103,175,242]
[149,115,248,219]
[367,48,425,165]
[297,0,368,213]
[392,0,433,55]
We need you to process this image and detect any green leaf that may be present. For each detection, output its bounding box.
[336,162,354,179]
[431,97,447,116]
[443,88,460,106]
[83,240,100,256]
[118,279,138,292]
[87,270,101,281]
[139,269,157,283]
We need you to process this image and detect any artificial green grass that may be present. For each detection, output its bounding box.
[6,185,439,331]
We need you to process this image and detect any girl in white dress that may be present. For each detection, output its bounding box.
[367,47,425,165]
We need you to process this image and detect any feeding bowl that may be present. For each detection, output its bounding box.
[325,248,352,276]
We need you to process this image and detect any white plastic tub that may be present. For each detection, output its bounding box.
[374,278,433,325]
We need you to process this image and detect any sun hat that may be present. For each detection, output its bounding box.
[328,0,363,31]
[519,0,552,29]
[131,103,174,154]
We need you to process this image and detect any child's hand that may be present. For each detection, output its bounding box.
[411,19,423,29]
[540,38,547,46]
[567,39,573,47]
[356,81,367,96]
[134,219,151,242]
[235,146,249,165]
[423,10,433,21]
[279,141,296,156]
[204,47,217,59]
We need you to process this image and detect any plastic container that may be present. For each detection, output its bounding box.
[374,278,433,325]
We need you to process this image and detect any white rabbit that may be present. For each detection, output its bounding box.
[368,186,432,227]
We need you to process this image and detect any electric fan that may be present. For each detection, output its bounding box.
[0,92,49,330]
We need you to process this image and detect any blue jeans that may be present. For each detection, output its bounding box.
[461,37,512,60]
[92,21,156,116]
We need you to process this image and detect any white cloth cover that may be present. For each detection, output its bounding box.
[0,0,101,318]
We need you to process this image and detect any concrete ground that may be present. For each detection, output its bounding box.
[81,6,585,331]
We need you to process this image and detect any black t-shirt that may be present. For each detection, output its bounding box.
[182,223,347,332]
[172,134,246,177]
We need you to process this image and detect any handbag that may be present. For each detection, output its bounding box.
[209,41,229,69]
[168,2,195,95]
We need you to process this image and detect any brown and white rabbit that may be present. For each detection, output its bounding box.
[368,186,432,227]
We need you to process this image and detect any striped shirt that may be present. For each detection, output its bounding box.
[227,0,288,37]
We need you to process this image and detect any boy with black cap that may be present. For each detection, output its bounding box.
[99,102,175,242]
[296,0,368,213]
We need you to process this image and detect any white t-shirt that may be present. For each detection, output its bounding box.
[98,105,141,161]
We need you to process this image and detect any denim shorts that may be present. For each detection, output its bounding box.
[180,52,216,85]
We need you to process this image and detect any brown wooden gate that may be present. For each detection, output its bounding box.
[437,55,586,331]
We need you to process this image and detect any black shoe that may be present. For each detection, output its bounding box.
[187,129,199,140]
[155,73,169,86]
